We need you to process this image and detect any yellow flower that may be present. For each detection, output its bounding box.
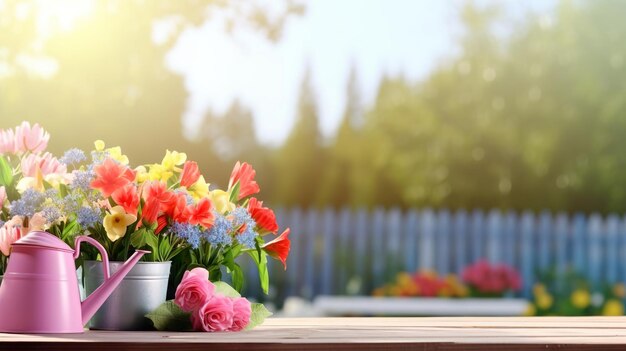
[161,150,186,172]
[524,304,537,316]
[16,167,44,193]
[148,164,173,182]
[134,165,149,183]
[614,284,626,299]
[208,189,235,214]
[536,292,553,310]
[187,175,209,200]
[103,206,137,242]
[94,140,129,164]
[571,289,591,309]
[533,283,546,297]
[94,140,105,151]
[603,299,624,316]
[106,146,129,165]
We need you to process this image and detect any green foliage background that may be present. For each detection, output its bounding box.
[2,0,626,214]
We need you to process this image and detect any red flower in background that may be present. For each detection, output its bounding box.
[461,259,522,295]
[262,228,291,270]
[165,192,189,222]
[228,162,260,200]
[247,198,278,235]
[156,215,168,234]
[185,198,215,229]
[143,181,174,212]
[141,196,160,226]
[180,161,201,188]
[90,158,136,197]
[111,183,140,214]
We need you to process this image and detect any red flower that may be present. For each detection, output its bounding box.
[155,215,168,234]
[228,161,260,200]
[180,161,201,188]
[143,181,175,212]
[141,196,160,226]
[111,183,140,215]
[262,228,291,270]
[164,192,189,222]
[247,198,278,235]
[185,198,214,229]
[90,158,136,197]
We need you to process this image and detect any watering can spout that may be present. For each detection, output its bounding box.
[80,250,150,326]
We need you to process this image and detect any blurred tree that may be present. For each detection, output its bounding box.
[0,0,303,165]
[274,67,324,207]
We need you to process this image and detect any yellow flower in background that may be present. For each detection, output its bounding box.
[524,304,537,316]
[187,175,209,200]
[533,283,546,297]
[209,189,235,214]
[134,165,149,183]
[602,299,624,316]
[106,146,129,165]
[103,206,137,242]
[93,140,129,164]
[16,167,44,193]
[94,140,105,151]
[571,289,591,309]
[161,150,186,172]
[148,164,173,182]
[536,292,553,310]
[613,284,626,299]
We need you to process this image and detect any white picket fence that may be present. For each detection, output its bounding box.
[242,208,626,304]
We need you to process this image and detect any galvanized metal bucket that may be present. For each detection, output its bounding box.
[83,260,171,330]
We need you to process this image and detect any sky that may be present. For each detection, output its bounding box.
[167,0,555,146]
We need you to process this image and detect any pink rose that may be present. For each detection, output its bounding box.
[191,294,234,332]
[174,268,215,312]
[229,297,252,331]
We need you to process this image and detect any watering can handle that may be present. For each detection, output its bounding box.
[73,236,110,279]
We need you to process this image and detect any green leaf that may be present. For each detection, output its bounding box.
[246,303,272,330]
[229,182,240,202]
[230,263,244,293]
[145,300,193,331]
[247,250,270,294]
[214,281,241,298]
[0,156,13,187]
[130,228,148,248]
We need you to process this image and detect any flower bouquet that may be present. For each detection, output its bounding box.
[0,121,292,331]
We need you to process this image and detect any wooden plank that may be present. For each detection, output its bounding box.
[419,209,435,270]
[587,214,603,288]
[470,209,485,263]
[321,208,336,295]
[453,210,468,273]
[436,210,451,274]
[404,210,419,272]
[520,211,534,298]
[537,211,552,270]
[5,317,626,351]
[486,209,501,264]
[572,214,587,276]
[605,215,619,284]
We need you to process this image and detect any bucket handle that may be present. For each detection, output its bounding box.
[73,236,110,279]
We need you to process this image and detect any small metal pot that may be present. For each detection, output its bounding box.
[83,260,171,330]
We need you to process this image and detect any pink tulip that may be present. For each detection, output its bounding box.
[0,129,16,155]
[0,223,21,256]
[21,153,67,177]
[14,122,50,154]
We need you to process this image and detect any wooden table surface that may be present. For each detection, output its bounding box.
[3,317,626,350]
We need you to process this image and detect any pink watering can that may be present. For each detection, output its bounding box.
[0,231,148,333]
